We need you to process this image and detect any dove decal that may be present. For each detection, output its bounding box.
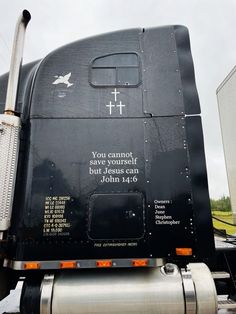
[52,72,74,88]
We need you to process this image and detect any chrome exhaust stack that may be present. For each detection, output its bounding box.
[0,10,31,234]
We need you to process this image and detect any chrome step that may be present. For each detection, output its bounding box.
[218,298,236,309]
[212,271,230,279]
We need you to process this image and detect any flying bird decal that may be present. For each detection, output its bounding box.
[52,72,74,88]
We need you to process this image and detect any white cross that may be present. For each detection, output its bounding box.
[106,101,115,115]
[111,88,120,102]
[117,101,126,115]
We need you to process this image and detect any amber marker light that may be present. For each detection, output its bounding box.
[60,261,77,269]
[132,259,149,267]
[96,260,112,268]
[176,248,193,256]
[24,262,40,270]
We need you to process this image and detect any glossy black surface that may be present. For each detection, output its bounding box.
[3,25,214,261]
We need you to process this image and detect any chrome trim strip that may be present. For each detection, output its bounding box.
[40,274,54,314]
[181,267,197,314]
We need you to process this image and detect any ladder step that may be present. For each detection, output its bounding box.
[211,271,230,279]
[218,299,236,309]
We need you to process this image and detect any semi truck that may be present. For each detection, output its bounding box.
[0,10,235,314]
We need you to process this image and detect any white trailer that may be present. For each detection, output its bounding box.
[217,67,236,224]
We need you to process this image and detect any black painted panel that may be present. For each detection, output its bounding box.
[4,26,214,262]
[88,193,144,240]
[9,115,212,260]
[28,26,199,119]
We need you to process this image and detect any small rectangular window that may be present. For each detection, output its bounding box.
[90,53,141,87]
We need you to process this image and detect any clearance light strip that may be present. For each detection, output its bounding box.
[6,258,163,270]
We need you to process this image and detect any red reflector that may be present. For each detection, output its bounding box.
[176,248,192,256]
[96,260,112,268]
[132,259,149,267]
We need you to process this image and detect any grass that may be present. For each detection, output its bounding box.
[212,211,236,235]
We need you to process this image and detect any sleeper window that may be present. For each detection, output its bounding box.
[90,53,141,87]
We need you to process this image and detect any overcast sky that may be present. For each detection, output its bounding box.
[0,0,235,199]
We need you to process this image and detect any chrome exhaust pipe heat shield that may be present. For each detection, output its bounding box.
[0,115,21,231]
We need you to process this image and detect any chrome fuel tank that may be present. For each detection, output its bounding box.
[35,263,217,314]
[51,267,184,314]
